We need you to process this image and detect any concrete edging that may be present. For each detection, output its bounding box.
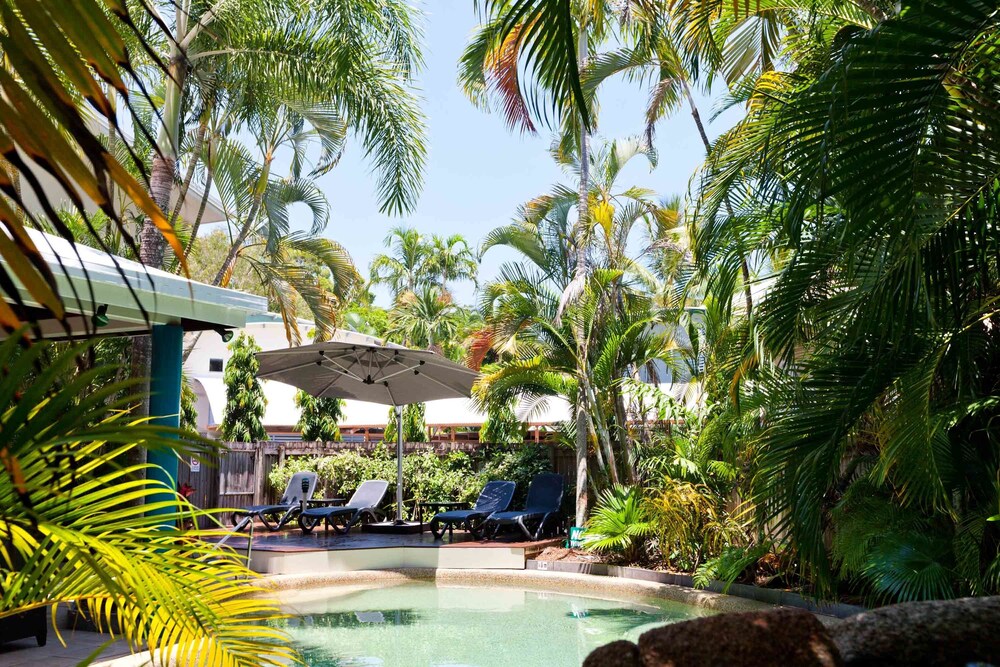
[260,567,776,614]
[526,559,866,619]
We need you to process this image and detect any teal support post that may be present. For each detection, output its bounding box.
[147,323,183,518]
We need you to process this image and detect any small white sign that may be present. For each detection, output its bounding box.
[190,457,201,473]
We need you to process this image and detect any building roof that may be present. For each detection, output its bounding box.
[2,229,267,338]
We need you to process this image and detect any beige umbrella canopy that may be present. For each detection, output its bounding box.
[256,341,479,524]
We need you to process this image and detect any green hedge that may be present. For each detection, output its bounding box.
[268,444,553,519]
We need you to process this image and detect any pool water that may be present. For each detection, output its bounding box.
[281,582,713,666]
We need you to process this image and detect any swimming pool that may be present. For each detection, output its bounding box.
[280,581,715,666]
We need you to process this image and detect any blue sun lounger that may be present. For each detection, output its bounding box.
[231,471,317,532]
[429,480,516,540]
[298,480,389,534]
[484,473,564,540]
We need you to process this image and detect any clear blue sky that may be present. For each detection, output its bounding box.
[286,1,741,307]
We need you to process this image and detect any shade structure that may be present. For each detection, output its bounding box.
[256,341,479,524]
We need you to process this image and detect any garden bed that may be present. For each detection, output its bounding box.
[526,556,866,619]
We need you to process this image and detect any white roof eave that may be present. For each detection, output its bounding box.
[5,230,267,334]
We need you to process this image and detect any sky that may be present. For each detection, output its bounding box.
[271,0,743,308]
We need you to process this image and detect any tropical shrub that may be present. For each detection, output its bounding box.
[295,390,344,442]
[181,374,199,433]
[220,333,268,442]
[480,397,525,445]
[383,403,427,443]
[583,485,654,563]
[647,478,748,571]
[269,446,479,519]
[270,444,555,518]
[694,543,775,593]
[0,337,296,665]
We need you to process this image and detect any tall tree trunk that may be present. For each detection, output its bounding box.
[132,153,176,414]
[682,79,753,316]
[583,374,617,485]
[572,25,594,528]
[138,155,176,268]
[133,54,185,423]
[212,196,262,286]
[575,402,589,527]
[185,167,212,258]
[170,113,209,227]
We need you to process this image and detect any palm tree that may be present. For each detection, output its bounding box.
[477,140,673,489]
[475,262,669,489]
[425,234,478,295]
[692,0,1000,601]
[463,1,627,525]
[135,0,427,270]
[386,284,460,351]
[0,337,297,665]
[0,5,307,662]
[369,226,432,300]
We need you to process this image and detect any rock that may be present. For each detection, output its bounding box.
[583,640,640,667]
[638,608,842,667]
[830,596,1000,666]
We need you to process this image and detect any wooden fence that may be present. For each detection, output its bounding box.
[182,440,576,516]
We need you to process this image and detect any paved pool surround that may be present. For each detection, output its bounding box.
[261,568,776,615]
[228,530,560,574]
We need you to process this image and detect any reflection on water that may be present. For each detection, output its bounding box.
[282,582,712,667]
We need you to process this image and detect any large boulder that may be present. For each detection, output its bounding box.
[583,640,640,667]
[637,608,842,667]
[830,596,1000,666]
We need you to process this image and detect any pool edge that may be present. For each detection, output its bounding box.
[258,568,776,615]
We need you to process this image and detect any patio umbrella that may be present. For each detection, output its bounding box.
[255,341,478,524]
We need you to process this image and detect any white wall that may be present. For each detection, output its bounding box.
[185,317,386,432]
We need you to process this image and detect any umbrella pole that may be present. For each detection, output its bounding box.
[395,405,404,524]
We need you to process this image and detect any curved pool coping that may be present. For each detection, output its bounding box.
[260,568,776,615]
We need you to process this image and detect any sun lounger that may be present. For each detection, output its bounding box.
[484,472,564,540]
[298,479,389,534]
[429,480,516,540]
[231,471,317,532]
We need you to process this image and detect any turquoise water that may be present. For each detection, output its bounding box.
[281,582,713,666]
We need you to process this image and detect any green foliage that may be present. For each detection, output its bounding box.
[220,333,268,442]
[694,544,773,593]
[478,444,554,507]
[647,478,748,571]
[475,136,675,491]
[343,303,390,337]
[269,445,479,519]
[383,403,427,443]
[480,397,524,444]
[583,485,654,563]
[0,336,296,665]
[294,390,344,442]
[687,0,1000,602]
[386,285,460,350]
[270,444,555,519]
[181,374,199,433]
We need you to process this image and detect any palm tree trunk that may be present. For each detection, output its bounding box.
[682,79,753,316]
[132,152,175,421]
[212,196,262,286]
[583,374,618,485]
[169,113,209,226]
[575,401,589,527]
[573,25,592,528]
[138,155,176,268]
[185,166,212,258]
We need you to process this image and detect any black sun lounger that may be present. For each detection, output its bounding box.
[297,479,389,535]
[484,473,564,540]
[231,471,317,532]
[429,480,516,540]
